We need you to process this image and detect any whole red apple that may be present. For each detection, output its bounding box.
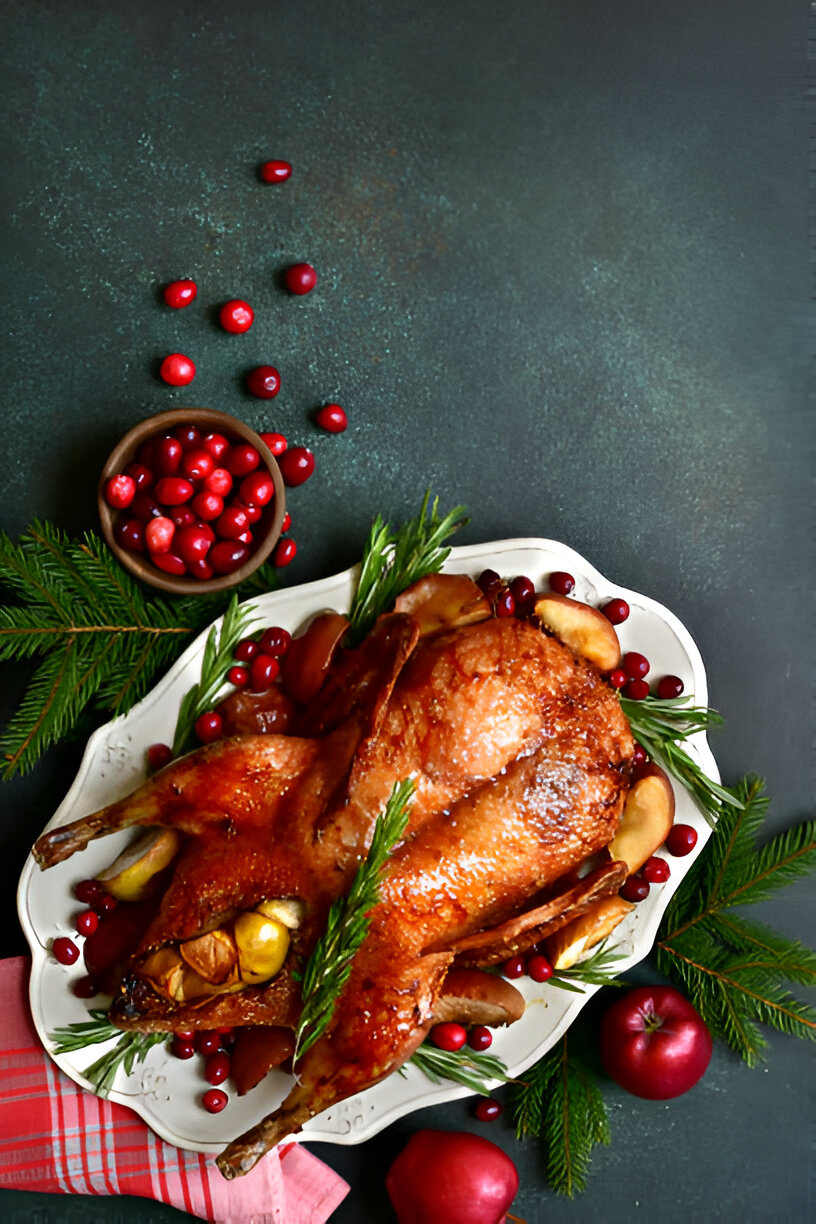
[386,1129,519,1224]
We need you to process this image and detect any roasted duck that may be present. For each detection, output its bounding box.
[33,576,635,1178]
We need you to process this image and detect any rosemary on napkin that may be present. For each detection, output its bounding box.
[49,1009,166,1097]
[293,777,416,1065]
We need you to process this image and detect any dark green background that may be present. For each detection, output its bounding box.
[0,1,812,1220]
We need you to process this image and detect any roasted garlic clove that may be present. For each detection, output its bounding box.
[254,898,304,929]
[180,929,239,984]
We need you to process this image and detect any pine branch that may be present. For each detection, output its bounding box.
[347,492,468,645]
[293,778,415,1065]
[408,1044,511,1095]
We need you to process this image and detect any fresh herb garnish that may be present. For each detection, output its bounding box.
[547,940,627,994]
[620,694,738,827]
[347,492,468,645]
[171,593,258,756]
[293,777,415,1065]
[49,1009,167,1097]
[408,1043,512,1096]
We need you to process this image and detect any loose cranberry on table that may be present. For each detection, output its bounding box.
[260,431,287,456]
[278,446,314,487]
[202,1089,228,1114]
[314,403,347,433]
[602,597,630,625]
[549,570,576,596]
[280,511,291,533]
[273,537,297,567]
[159,353,196,386]
[657,674,685,699]
[219,299,254,333]
[163,279,197,308]
[259,159,292,183]
[105,474,136,510]
[474,1099,503,1123]
[665,824,698,857]
[195,711,223,744]
[284,262,317,295]
[53,936,80,966]
[246,365,281,398]
[430,1022,467,1052]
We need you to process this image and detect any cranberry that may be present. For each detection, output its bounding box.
[154,437,182,476]
[624,679,650,701]
[620,876,650,903]
[235,530,253,545]
[476,569,502,600]
[219,1030,237,1050]
[171,506,196,530]
[171,1036,196,1060]
[260,626,291,657]
[494,588,516,618]
[203,432,230,461]
[204,467,233,497]
[260,431,287,456]
[273,538,297,567]
[468,1026,493,1052]
[246,365,281,398]
[430,1023,467,1052]
[92,894,117,917]
[502,956,526,979]
[210,541,250,575]
[474,1099,503,1123]
[284,262,317,295]
[123,462,153,490]
[280,511,291,532]
[219,299,254,333]
[657,674,685,700]
[191,491,224,522]
[250,653,280,692]
[153,552,187,576]
[632,744,648,767]
[130,492,163,521]
[73,975,98,998]
[602,598,630,625]
[234,638,260,663]
[148,742,173,771]
[76,910,99,938]
[105,474,136,510]
[609,669,627,689]
[182,448,215,482]
[188,559,214,581]
[624,652,650,680]
[216,506,249,539]
[53,936,79,965]
[174,423,201,447]
[195,711,223,744]
[163,279,197,308]
[642,856,671,884]
[237,502,263,525]
[204,1052,231,1086]
[74,879,103,905]
[202,1088,228,1114]
[509,575,535,614]
[228,665,249,688]
[278,446,315,487]
[159,353,196,386]
[196,1030,222,1057]
[227,443,260,477]
[137,437,159,468]
[527,954,553,983]
[146,516,175,555]
[315,403,347,433]
[549,571,575,596]
[665,824,698,857]
[155,477,194,506]
[176,524,214,565]
[239,471,275,507]
[259,159,292,183]
[175,1029,195,1041]
[114,518,146,553]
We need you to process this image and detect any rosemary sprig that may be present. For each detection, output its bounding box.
[546,940,627,994]
[408,1043,512,1096]
[171,594,258,756]
[347,492,468,644]
[293,778,416,1065]
[49,1009,166,1097]
[620,694,738,827]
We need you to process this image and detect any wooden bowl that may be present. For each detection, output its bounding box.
[98,408,286,595]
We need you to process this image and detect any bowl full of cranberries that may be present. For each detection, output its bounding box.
[98,408,286,594]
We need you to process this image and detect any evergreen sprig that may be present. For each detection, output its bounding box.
[347,492,468,644]
[293,778,416,1065]
[49,1009,167,1097]
[656,775,816,1066]
[620,694,737,827]
[408,1043,512,1095]
[0,522,275,779]
[510,1033,610,1198]
[547,940,628,994]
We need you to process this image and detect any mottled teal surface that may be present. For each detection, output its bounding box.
[0,1,812,1221]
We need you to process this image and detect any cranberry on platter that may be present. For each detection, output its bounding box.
[53,937,80,966]
[642,856,671,884]
[665,824,698,857]
[202,1089,228,1114]
[284,262,317,295]
[549,571,575,596]
[430,1023,467,1052]
[602,597,630,625]
[657,674,685,699]
[468,1026,493,1052]
[620,876,650,903]
[195,711,223,744]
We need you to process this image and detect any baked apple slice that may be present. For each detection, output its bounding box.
[533,593,622,671]
[606,763,675,875]
[545,895,635,970]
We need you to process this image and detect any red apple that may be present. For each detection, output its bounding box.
[386,1129,519,1224]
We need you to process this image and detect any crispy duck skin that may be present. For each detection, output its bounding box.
[33,597,634,1176]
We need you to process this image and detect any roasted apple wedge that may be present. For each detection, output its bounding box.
[393,573,491,635]
[431,968,525,1027]
[533,593,622,672]
[96,827,182,901]
[545,895,635,970]
[280,611,349,705]
[606,763,675,875]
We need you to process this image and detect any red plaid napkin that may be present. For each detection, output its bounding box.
[0,957,349,1222]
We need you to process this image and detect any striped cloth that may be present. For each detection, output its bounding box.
[0,957,348,1222]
